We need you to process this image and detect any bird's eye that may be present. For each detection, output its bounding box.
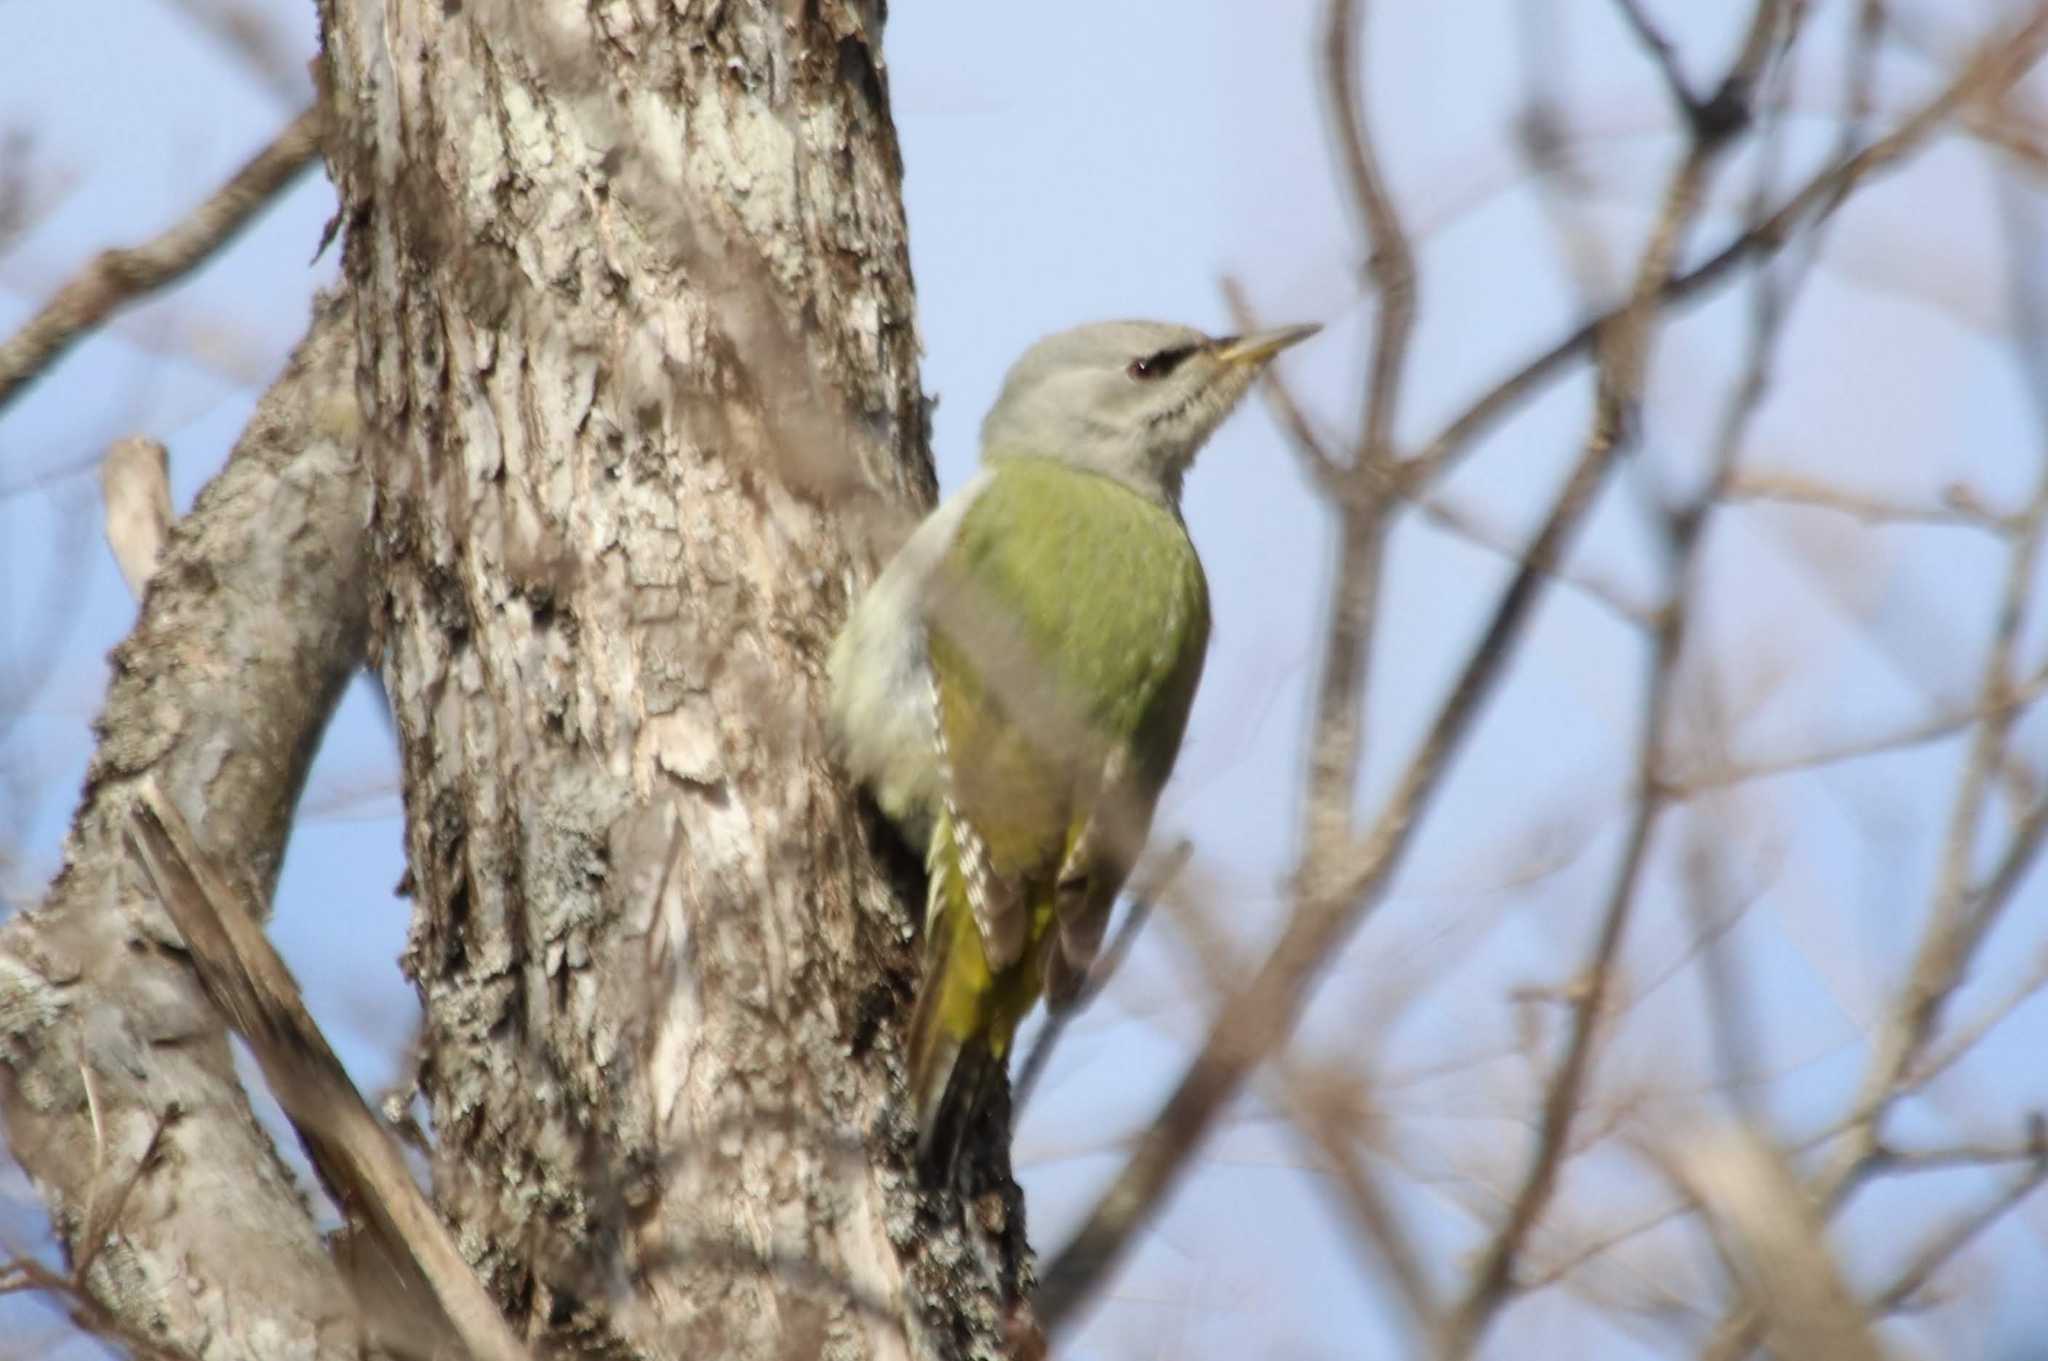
[1127,345,1195,382]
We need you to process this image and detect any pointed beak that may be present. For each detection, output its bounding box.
[1213,323,1322,367]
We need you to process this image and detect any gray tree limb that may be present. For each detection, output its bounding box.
[0,107,322,416]
[0,290,369,1361]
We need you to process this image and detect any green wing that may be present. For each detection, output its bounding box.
[927,456,1210,983]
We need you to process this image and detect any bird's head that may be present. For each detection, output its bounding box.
[978,318,1321,504]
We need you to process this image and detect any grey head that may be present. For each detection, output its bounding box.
[978,318,1320,504]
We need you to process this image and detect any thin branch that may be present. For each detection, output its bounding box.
[1327,0,1418,474]
[1873,1127,2048,1176]
[1669,667,2048,794]
[124,780,528,1361]
[1518,1195,1699,1295]
[1611,0,1704,123]
[1417,488,1656,627]
[1301,0,1406,899]
[1225,275,1652,628]
[1405,9,2048,490]
[1887,6,2048,178]
[1439,787,1666,1356]
[1814,284,2048,1222]
[1676,1129,1889,1361]
[0,104,321,413]
[1010,842,1192,1122]
[1278,1063,1443,1341]
[0,1252,185,1361]
[1303,503,1391,870]
[1724,472,2016,532]
[1434,5,1786,1344]
[1908,947,2048,1093]
[1869,1153,2048,1314]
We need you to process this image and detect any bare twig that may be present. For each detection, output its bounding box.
[1611,0,1704,123]
[1327,0,1418,473]
[1225,274,1654,627]
[161,0,308,105]
[1670,667,2048,793]
[1278,1062,1442,1341]
[1307,0,1404,876]
[1909,948,2048,1093]
[1886,6,2048,179]
[0,1251,184,1361]
[1677,1129,1890,1361]
[1010,841,1192,1122]
[1724,472,2015,532]
[1814,231,2048,1224]
[0,105,321,413]
[123,779,527,1361]
[1406,8,2048,490]
[1869,1151,2048,1314]
[1518,1194,1698,1295]
[1874,1126,2048,1176]
[72,1106,178,1286]
[1434,10,1787,1349]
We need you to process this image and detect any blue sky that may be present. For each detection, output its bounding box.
[5,3,2048,1357]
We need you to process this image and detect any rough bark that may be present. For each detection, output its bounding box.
[316,2,1028,1358]
[0,292,368,1361]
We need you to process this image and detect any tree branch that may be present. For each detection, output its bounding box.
[1327,0,1418,472]
[0,291,366,1361]
[1279,1062,1443,1342]
[1677,1129,1888,1361]
[1011,842,1191,1124]
[125,781,527,1361]
[1435,10,1782,1345]
[1405,8,2048,490]
[0,104,321,414]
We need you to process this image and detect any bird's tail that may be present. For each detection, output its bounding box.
[906,815,1006,1184]
[907,1014,998,1185]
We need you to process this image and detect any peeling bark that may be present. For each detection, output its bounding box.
[317,1,1028,1357]
[0,293,368,1361]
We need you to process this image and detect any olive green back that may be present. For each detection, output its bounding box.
[929,455,1210,893]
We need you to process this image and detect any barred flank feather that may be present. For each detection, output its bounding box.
[909,809,990,1177]
[907,808,1048,1182]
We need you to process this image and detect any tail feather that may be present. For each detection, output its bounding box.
[909,1025,997,1186]
[906,938,963,1152]
[907,811,1006,1184]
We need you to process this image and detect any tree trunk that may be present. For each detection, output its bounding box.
[317,2,1029,1357]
